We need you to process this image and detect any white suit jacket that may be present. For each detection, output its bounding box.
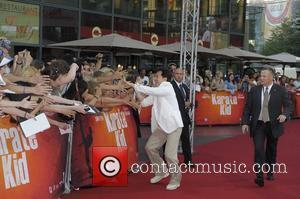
[134,81,183,134]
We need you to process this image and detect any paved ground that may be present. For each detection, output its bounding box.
[138,125,243,161]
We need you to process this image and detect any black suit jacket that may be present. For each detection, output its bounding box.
[171,80,191,124]
[242,84,292,138]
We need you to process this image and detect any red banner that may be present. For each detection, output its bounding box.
[294,92,300,117]
[139,92,246,126]
[195,92,246,125]
[0,116,68,199]
[71,105,138,187]
[139,106,152,124]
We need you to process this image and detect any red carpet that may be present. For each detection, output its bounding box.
[63,120,300,199]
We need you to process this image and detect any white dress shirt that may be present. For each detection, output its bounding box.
[134,81,183,134]
[139,76,149,85]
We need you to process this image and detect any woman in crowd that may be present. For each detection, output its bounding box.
[201,76,212,93]
[224,73,237,94]
[211,71,225,91]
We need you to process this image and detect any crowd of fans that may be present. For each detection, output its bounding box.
[1,36,299,131]
[167,64,300,95]
[0,37,140,130]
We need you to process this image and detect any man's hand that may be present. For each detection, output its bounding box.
[25,112,35,119]
[59,122,70,130]
[17,50,25,63]
[277,115,287,123]
[95,87,102,97]
[43,95,55,104]
[73,104,88,114]
[185,101,191,108]
[59,108,76,118]
[24,50,33,67]
[73,100,82,106]
[95,53,103,60]
[31,75,51,85]
[123,79,135,88]
[21,96,38,109]
[33,84,52,96]
[113,71,124,80]
[242,125,249,134]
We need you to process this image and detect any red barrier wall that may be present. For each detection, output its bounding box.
[294,92,300,117]
[195,92,246,125]
[0,116,68,199]
[71,105,138,187]
[139,106,152,124]
[139,92,247,126]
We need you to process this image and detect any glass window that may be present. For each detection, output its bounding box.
[114,0,141,18]
[42,48,76,61]
[0,1,39,44]
[81,12,112,39]
[230,34,243,48]
[168,0,182,23]
[168,24,181,43]
[114,17,140,40]
[204,16,229,33]
[230,0,245,34]
[142,21,166,45]
[143,0,167,22]
[43,7,78,44]
[44,0,78,7]
[208,0,229,16]
[210,32,229,49]
[199,17,213,47]
[200,0,209,17]
[82,0,112,13]
[9,0,40,2]
[208,0,229,32]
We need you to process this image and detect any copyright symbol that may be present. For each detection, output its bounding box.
[99,156,121,177]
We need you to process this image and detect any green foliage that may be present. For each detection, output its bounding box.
[261,20,300,56]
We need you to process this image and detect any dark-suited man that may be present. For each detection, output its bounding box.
[171,68,192,165]
[242,67,292,187]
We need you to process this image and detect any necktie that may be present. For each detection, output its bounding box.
[179,84,186,100]
[262,86,270,122]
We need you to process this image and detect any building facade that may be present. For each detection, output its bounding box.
[0,0,246,66]
[245,0,299,52]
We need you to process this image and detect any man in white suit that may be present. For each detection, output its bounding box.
[125,68,183,190]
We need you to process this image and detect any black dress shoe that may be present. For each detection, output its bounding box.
[267,174,274,181]
[254,178,264,187]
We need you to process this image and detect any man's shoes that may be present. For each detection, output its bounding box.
[166,183,180,190]
[266,174,274,181]
[254,177,264,187]
[150,172,169,184]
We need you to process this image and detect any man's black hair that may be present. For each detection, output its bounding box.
[153,67,172,81]
[61,53,76,65]
[31,59,44,70]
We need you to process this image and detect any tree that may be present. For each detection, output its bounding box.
[261,20,300,56]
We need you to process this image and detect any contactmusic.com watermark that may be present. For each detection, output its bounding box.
[130,161,288,175]
[92,147,288,186]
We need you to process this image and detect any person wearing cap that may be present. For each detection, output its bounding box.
[0,52,52,96]
[0,37,11,56]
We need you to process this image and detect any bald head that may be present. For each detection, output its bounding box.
[174,68,184,82]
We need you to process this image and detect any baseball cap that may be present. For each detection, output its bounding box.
[0,38,11,50]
